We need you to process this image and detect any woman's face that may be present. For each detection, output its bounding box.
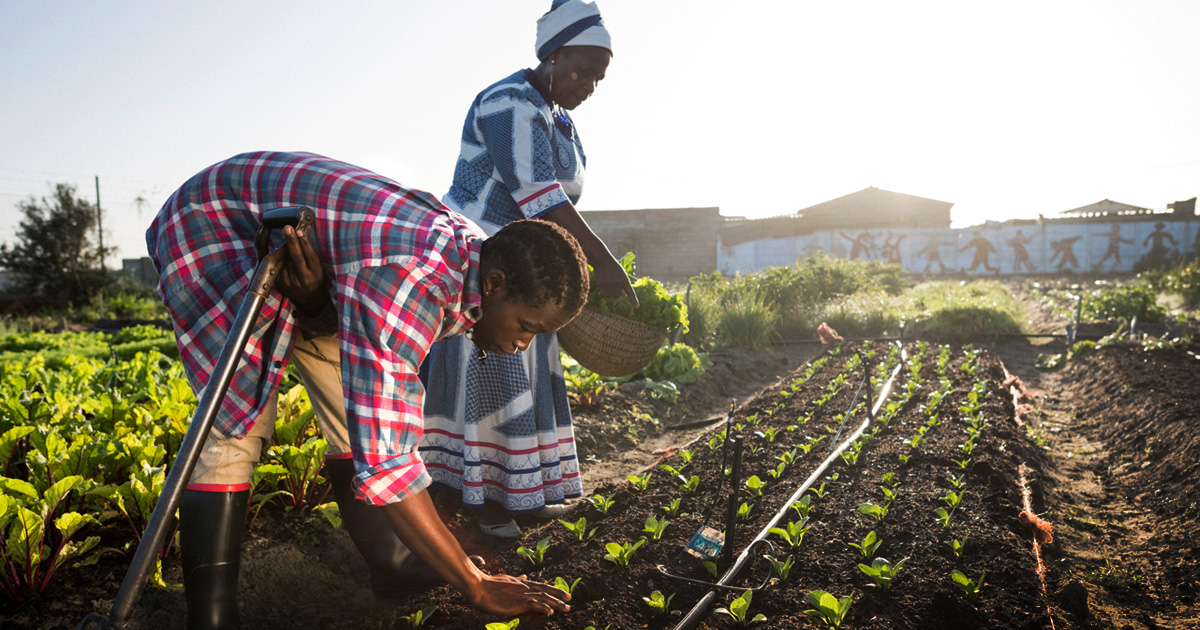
[551,45,611,110]
[468,272,574,355]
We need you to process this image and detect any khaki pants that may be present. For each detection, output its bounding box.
[186,335,352,490]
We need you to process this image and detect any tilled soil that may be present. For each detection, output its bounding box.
[6,336,1200,629]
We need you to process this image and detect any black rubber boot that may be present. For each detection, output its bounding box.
[179,489,248,630]
[324,458,444,602]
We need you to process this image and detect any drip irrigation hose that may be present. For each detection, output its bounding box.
[670,342,910,630]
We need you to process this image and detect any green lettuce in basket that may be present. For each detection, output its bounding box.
[587,253,689,334]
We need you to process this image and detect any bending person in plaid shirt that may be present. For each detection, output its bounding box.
[146,151,584,628]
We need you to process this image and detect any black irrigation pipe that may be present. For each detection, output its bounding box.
[670,341,910,630]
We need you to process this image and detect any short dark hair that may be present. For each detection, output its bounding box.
[480,219,589,317]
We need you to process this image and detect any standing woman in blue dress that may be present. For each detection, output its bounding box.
[420,0,637,537]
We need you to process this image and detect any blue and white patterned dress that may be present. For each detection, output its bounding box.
[419,69,584,513]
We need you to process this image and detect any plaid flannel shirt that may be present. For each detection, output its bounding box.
[147,151,484,505]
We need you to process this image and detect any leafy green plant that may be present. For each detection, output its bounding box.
[808,482,828,498]
[661,497,682,518]
[743,475,766,497]
[847,530,882,560]
[755,427,780,443]
[880,485,900,507]
[391,605,437,630]
[604,539,645,568]
[881,471,897,487]
[715,590,766,625]
[702,560,719,579]
[947,474,966,490]
[553,576,581,596]
[897,453,911,465]
[645,342,707,384]
[659,463,685,478]
[776,448,798,466]
[485,619,520,630]
[627,472,652,491]
[790,495,814,519]
[642,589,677,615]
[951,569,986,601]
[767,462,787,480]
[768,518,812,549]
[935,507,955,528]
[858,502,888,522]
[858,556,908,590]
[515,536,551,566]
[586,493,615,515]
[945,538,965,558]
[678,449,694,465]
[678,474,699,494]
[643,515,669,541]
[737,501,754,521]
[952,457,971,470]
[804,590,853,628]
[558,516,597,542]
[768,554,795,582]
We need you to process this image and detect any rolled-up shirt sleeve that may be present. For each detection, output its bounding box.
[339,261,446,505]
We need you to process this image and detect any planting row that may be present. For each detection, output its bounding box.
[398,341,1049,629]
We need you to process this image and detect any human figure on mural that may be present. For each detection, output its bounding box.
[1049,235,1082,271]
[917,236,947,273]
[883,232,907,266]
[840,231,871,261]
[1096,224,1133,268]
[1006,229,1037,273]
[961,231,999,273]
[1143,222,1177,250]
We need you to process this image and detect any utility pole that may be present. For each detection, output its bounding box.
[95,175,105,271]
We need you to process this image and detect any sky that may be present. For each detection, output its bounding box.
[3,1,1200,266]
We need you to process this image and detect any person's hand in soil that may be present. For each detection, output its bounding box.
[380,490,570,617]
[277,225,332,318]
[463,572,571,617]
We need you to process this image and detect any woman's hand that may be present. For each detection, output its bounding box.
[464,573,571,617]
[593,256,639,308]
[277,225,332,317]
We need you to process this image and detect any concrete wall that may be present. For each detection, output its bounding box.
[720,217,1200,276]
[582,207,721,283]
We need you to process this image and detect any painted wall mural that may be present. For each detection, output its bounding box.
[719,219,1200,276]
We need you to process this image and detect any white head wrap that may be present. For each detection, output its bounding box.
[535,0,611,62]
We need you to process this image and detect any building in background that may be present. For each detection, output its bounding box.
[580,207,721,284]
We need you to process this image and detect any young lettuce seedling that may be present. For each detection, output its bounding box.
[847,530,882,560]
[587,493,615,515]
[858,502,888,522]
[744,475,766,497]
[553,576,581,596]
[737,501,754,521]
[678,449,694,465]
[715,590,766,625]
[768,517,812,550]
[952,457,971,470]
[702,560,719,578]
[936,507,954,528]
[659,463,685,478]
[809,482,828,499]
[945,538,965,558]
[604,539,645,568]
[947,474,966,490]
[391,605,437,630]
[768,554,795,582]
[951,569,987,601]
[642,590,677,615]
[643,515,669,541]
[485,618,520,630]
[897,453,911,466]
[516,536,551,566]
[755,427,780,443]
[661,497,682,518]
[558,516,597,542]
[880,486,900,507]
[940,490,964,510]
[777,448,798,466]
[858,556,908,590]
[678,474,700,494]
[627,472,652,491]
[768,462,787,480]
[790,495,814,519]
[803,590,852,629]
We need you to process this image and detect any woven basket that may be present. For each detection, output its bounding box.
[557,306,668,377]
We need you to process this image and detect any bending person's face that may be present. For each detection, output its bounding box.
[469,273,574,355]
[550,45,611,110]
